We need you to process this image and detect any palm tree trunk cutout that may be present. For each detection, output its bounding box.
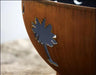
[44,44,58,67]
[32,18,58,67]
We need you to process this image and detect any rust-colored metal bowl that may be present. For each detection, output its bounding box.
[22,0,96,75]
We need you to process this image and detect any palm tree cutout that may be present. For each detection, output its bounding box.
[32,18,58,67]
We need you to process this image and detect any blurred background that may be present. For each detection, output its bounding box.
[1,1,55,75]
[1,1,28,43]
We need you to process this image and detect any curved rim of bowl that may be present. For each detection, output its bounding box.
[25,0,96,10]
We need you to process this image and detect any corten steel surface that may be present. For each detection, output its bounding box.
[22,0,96,75]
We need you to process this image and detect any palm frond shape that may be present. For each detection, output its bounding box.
[32,18,58,67]
[32,18,57,47]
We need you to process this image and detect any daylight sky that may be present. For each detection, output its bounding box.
[1,1,28,43]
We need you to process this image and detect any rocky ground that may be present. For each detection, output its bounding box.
[1,39,56,75]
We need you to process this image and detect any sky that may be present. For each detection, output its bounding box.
[1,1,29,43]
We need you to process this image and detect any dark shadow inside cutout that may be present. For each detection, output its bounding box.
[51,0,96,7]
[22,2,24,14]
